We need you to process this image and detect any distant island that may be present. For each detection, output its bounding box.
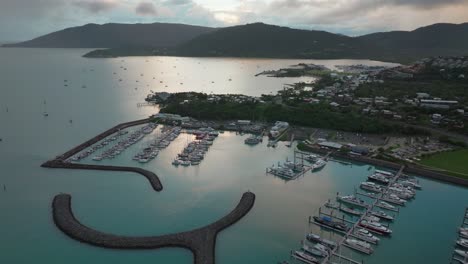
[4,22,468,64]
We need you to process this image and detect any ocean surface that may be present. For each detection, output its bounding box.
[0,48,466,264]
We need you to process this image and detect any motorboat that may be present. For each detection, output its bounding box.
[343,239,374,254]
[359,220,392,236]
[376,201,396,211]
[337,195,369,208]
[244,135,261,145]
[363,215,381,222]
[312,159,327,171]
[306,233,337,249]
[382,194,406,206]
[368,173,390,184]
[360,182,383,193]
[172,159,181,166]
[455,250,468,259]
[340,206,363,216]
[369,210,394,221]
[313,216,349,232]
[302,244,328,258]
[456,239,468,249]
[353,228,380,244]
[291,251,318,264]
[460,229,468,239]
[399,180,422,189]
[375,170,394,177]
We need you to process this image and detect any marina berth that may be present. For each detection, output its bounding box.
[343,239,374,255]
[340,205,363,216]
[455,250,468,259]
[399,180,422,189]
[302,244,328,258]
[313,216,349,232]
[353,228,380,244]
[359,220,392,236]
[375,170,395,177]
[456,239,468,249]
[291,250,319,264]
[368,173,390,184]
[312,158,327,171]
[376,201,397,211]
[305,233,337,249]
[382,194,407,206]
[337,195,369,208]
[369,210,394,221]
[360,181,383,193]
[460,229,468,239]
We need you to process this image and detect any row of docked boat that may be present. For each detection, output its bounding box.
[91,123,158,161]
[452,208,468,264]
[172,131,218,166]
[67,130,130,162]
[133,126,181,163]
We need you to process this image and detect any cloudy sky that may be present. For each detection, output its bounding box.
[1,0,468,41]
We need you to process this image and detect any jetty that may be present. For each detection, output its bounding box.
[53,192,255,264]
[41,118,163,191]
[319,165,405,264]
[42,160,162,191]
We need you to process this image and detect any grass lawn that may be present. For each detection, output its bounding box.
[420,149,468,178]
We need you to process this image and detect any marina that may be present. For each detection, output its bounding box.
[295,165,424,263]
[452,207,468,264]
[0,50,466,264]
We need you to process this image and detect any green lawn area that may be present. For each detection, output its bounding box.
[420,149,468,178]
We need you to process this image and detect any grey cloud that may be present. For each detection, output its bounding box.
[164,0,191,5]
[135,2,157,16]
[73,0,118,14]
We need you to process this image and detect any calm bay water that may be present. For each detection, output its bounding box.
[0,48,466,264]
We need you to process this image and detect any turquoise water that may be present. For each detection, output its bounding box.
[0,48,466,264]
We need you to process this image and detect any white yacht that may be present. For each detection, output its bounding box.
[291,251,318,264]
[456,239,468,249]
[353,228,380,244]
[343,239,374,254]
[312,159,327,171]
[360,182,383,193]
[376,201,396,211]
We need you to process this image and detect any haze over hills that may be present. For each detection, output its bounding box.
[3,22,216,48]
[4,22,468,63]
